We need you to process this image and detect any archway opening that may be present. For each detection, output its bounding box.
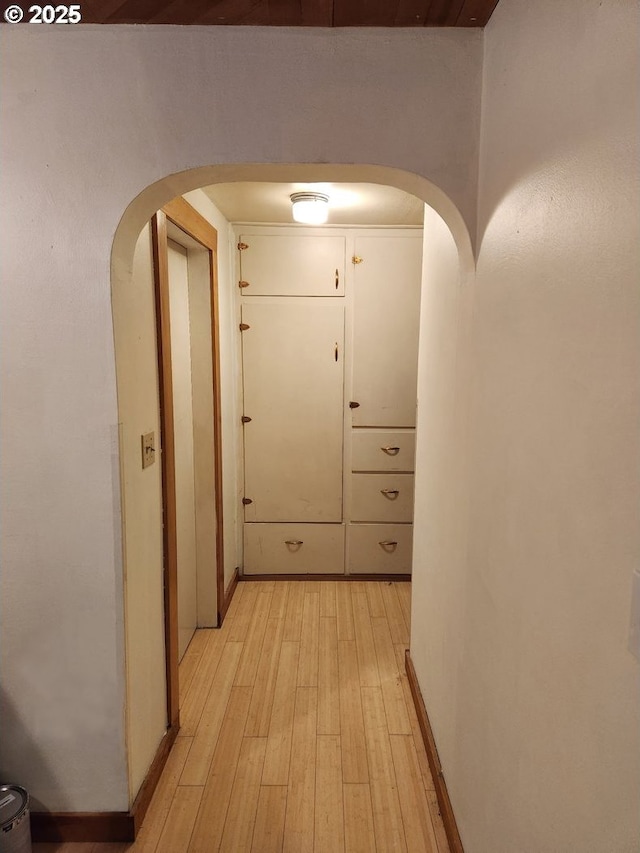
[111,163,474,807]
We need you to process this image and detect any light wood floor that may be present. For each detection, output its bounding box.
[34,580,448,853]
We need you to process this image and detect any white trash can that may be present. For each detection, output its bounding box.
[0,786,31,853]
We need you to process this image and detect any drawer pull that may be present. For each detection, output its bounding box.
[381,446,401,455]
[381,488,400,498]
[285,539,303,546]
[378,540,398,547]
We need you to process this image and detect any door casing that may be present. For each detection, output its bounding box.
[151,198,225,728]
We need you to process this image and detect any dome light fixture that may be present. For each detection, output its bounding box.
[290,192,330,225]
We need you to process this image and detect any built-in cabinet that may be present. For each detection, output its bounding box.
[238,226,422,576]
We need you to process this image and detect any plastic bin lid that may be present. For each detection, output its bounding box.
[0,785,28,828]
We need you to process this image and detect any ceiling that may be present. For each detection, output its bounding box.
[203,182,425,226]
[75,0,500,26]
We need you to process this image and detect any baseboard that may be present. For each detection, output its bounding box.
[239,573,411,582]
[219,566,239,623]
[32,723,179,843]
[405,649,464,853]
[31,811,134,843]
[131,723,179,835]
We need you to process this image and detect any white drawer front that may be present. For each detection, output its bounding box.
[351,430,415,472]
[244,523,345,575]
[351,473,414,523]
[348,524,413,575]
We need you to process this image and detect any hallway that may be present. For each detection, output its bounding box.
[34,580,448,852]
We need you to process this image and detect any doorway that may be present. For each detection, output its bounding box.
[151,198,225,727]
[111,163,473,812]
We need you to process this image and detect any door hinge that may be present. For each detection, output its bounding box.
[352,255,363,265]
[242,497,253,505]
[239,280,250,289]
[239,323,250,331]
[241,415,252,424]
[237,242,249,251]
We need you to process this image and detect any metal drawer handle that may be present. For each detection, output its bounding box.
[381,446,401,455]
[381,488,400,498]
[378,540,398,547]
[285,539,303,546]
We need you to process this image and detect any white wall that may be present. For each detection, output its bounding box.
[411,201,473,811]
[412,1,640,851]
[112,224,167,801]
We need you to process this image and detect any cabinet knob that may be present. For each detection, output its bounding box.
[349,401,360,409]
[381,446,400,455]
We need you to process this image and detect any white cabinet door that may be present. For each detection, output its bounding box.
[242,301,345,522]
[239,234,346,296]
[352,236,422,427]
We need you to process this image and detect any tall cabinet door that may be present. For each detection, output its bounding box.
[242,301,345,522]
[351,235,422,427]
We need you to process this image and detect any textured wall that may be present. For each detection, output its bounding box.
[412,1,640,850]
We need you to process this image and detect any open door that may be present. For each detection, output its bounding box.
[151,198,224,728]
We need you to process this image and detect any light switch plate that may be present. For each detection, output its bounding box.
[142,432,156,469]
[628,571,640,662]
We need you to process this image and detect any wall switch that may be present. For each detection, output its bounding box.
[141,432,156,469]
[628,571,640,663]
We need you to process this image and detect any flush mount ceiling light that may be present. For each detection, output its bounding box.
[290,192,330,225]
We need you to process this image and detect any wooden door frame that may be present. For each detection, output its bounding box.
[151,197,224,729]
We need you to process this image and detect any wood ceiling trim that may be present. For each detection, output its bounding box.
[456,0,499,26]
[393,1,428,27]
[49,0,500,26]
[333,0,393,28]
[423,0,465,27]
[301,0,333,26]
[147,0,217,25]
[194,0,273,26]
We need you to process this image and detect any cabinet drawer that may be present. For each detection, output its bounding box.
[244,523,345,575]
[352,430,415,472]
[351,473,414,522]
[348,524,413,575]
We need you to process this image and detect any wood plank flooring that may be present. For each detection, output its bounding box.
[33,581,449,853]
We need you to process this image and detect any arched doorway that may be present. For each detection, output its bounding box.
[111,163,474,816]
